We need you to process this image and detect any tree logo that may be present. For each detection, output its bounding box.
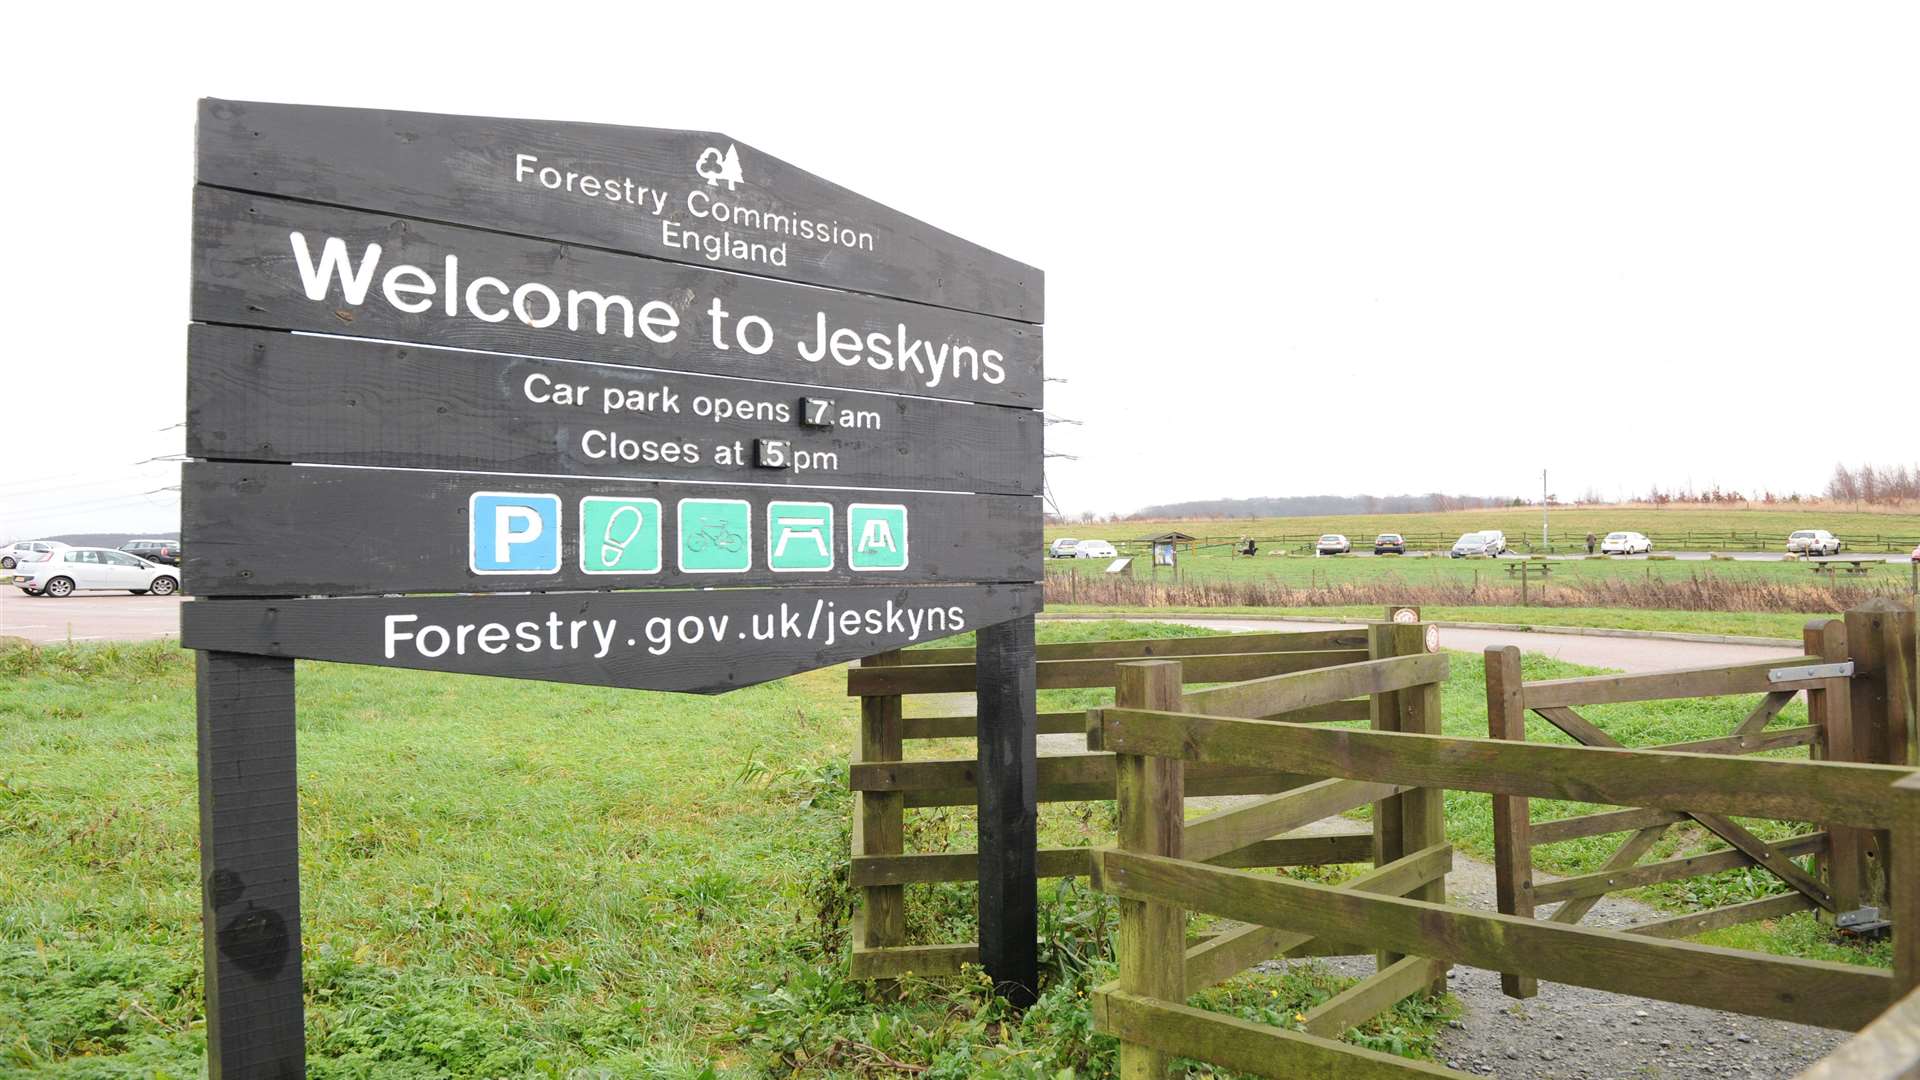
[696,143,744,191]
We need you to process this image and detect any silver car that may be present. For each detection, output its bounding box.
[1450,532,1495,558]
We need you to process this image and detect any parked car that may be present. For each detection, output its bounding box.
[1480,530,1509,555]
[9,547,180,597]
[1450,532,1497,558]
[1787,529,1842,556]
[120,538,181,566]
[1373,533,1406,555]
[1049,537,1082,558]
[1074,539,1117,559]
[0,540,68,569]
[1316,534,1351,555]
[1600,531,1652,555]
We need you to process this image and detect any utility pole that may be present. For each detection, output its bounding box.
[1541,469,1549,550]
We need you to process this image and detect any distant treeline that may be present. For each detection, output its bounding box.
[1827,462,1920,505]
[1124,493,1515,521]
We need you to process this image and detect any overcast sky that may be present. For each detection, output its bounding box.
[3,3,1915,540]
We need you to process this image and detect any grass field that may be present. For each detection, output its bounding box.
[1,623,1886,1076]
[1047,504,1920,552]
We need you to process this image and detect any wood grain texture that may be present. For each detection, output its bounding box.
[1793,983,1920,1080]
[898,627,1371,667]
[1112,661,1185,1080]
[1528,806,1690,845]
[197,99,1043,323]
[1626,893,1815,940]
[197,651,305,1078]
[846,649,1368,696]
[183,461,1040,597]
[1096,706,1915,829]
[1184,844,1451,991]
[191,187,1040,407]
[853,650,905,959]
[187,325,1040,495]
[1094,988,1469,1079]
[1521,656,1818,709]
[1095,849,1895,1031]
[1301,956,1449,1039]
[1484,646,1536,997]
[1179,652,1448,720]
[1183,778,1407,864]
[1532,832,1829,905]
[180,583,1041,694]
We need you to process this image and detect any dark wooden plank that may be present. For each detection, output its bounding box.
[183,461,1040,597]
[848,649,1369,696]
[197,651,305,1077]
[191,187,1040,407]
[187,325,1040,496]
[197,99,1043,323]
[179,583,1041,694]
[976,615,1038,1005]
[1095,706,1912,829]
[1095,849,1896,1031]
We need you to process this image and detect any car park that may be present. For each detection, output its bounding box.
[1073,539,1117,559]
[1600,531,1652,555]
[1373,533,1406,555]
[120,538,182,566]
[0,540,68,569]
[1787,529,1842,556]
[1450,532,1497,558]
[1316,534,1351,555]
[9,547,180,598]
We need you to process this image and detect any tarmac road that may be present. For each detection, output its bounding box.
[0,591,183,644]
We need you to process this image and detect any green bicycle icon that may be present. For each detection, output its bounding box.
[683,516,746,554]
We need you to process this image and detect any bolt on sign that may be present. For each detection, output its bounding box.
[182,99,1043,1072]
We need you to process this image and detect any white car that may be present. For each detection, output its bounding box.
[1787,529,1842,556]
[10,546,181,598]
[1600,531,1652,555]
[1049,537,1082,558]
[1074,539,1118,559]
[0,540,68,569]
[1480,530,1509,555]
[1315,534,1351,555]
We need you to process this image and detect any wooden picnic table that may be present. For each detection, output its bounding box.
[1806,556,1880,576]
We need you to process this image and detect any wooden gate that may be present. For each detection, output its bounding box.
[1085,616,1919,1078]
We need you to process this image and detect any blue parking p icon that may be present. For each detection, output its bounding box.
[469,492,562,574]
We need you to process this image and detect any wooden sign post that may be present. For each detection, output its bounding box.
[184,99,1042,1072]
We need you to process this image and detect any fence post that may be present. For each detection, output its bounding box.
[1807,619,1866,921]
[1897,772,1920,998]
[1847,600,1916,912]
[1114,660,1185,1080]
[1486,644,1538,998]
[1368,623,1445,974]
[977,616,1039,1005]
[853,649,906,965]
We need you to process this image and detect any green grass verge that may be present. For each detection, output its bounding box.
[1,628,1454,1078]
[1043,604,1818,639]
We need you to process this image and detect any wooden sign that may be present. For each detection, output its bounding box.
[183,584,1041,694]
[187,325,1041,496]
[182,462,1041,596]
[197,98,1042,322]
[193,187,1041,407]
[185,100,1046,1070]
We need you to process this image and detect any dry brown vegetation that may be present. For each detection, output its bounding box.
[1048,573,1909,613]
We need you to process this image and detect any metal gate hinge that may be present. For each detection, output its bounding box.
[1767,661,1853,684]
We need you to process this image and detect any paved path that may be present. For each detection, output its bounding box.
[1136,616,1805,671]
[0,592,181,644]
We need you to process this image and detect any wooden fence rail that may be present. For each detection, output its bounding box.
[846,626,1388,980]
